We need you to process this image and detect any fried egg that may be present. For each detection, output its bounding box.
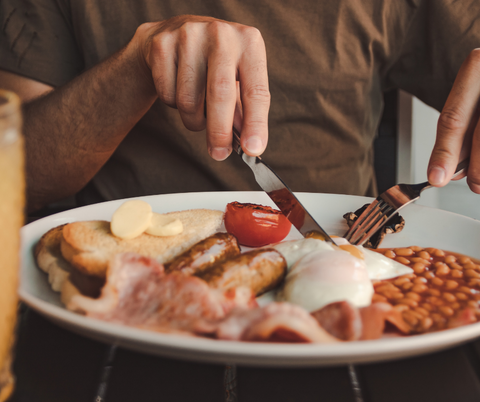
[271,238,413,280]
[279,248,374,312]
[273,238,413,312]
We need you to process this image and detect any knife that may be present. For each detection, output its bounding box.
[232,127,337,244]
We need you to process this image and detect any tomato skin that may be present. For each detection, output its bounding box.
[224,202,292,247]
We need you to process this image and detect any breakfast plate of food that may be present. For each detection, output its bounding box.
[19,191,480,366]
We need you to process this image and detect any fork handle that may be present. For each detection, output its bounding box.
[452,158,469,179]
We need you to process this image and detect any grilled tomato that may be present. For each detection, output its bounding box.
[224,202,292,247]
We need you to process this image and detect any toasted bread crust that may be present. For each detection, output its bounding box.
[35,224,73,291]
[61,209,224,278]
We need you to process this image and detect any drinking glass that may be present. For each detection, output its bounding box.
[0,89,25,401]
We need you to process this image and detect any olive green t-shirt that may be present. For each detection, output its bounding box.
[1,0,478,203]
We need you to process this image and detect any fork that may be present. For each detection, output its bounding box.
[344,158,470,246]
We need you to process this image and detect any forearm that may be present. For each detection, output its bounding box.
[24,35,157,212]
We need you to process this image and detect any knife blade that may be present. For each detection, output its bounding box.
[232,127,337,244]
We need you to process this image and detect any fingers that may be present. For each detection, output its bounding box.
[205,22,239,160]
[467,118,480,193]
[176,23,207,132]
[148,29,178,108]
[142,16,270,161]
[237,27,270,156]
[429,49,480,188]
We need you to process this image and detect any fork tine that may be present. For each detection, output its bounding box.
[351,210,393,245]
[344,199,382,241]
[344,199,395,245]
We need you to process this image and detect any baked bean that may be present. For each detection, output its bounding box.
[413,263,426,274]
[396,298,418,307]
[445,255,456,264]
[425,248,437,254]
[413,277,427,284]
[372,294,388,303]
[394,277,411,286]
[459,256,472,265]
[402,282,414,291]
[430,313,443,323]
[432,298,445,306]
[439,306,454,317]
[436,264,450,276]
[455,292,468,300]
[418,251,431,260]
[393,304,409,312]
[463,262,478,270]
[468,300,479,309]
[384,250,396,259]
[421,317,433,330]
[403,311,419,326]
[411,257,431,265]
[451,270,463,279]
[451,302,461,310]
[384,291,404,300]
[465,269,480,279]
[395,247,414,257]
[458,286,473,294]
[403,273,417,279]
[411,284,428,293]
[410,246,423,252]
[395,256,411,265]
[431,313,447,328]
[406,292,421,301]
[428,289,441,296]
[421,303,433,311]
[444,280,459,290]
[449,262,463,271]
[433,249,445,258]
[408,310,425,320]
[431,277,444,287]
[442,293,456,303]
[468,279,480,287]
[374,284,397,293]
[423,271,435,279]
[415,307,429,317]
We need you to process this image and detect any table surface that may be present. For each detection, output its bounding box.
[6,303,480,402]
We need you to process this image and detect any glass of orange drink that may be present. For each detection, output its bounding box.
[0,89,25,401]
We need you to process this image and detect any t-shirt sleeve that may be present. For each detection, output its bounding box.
[0,0,84,87]
[384,0,480,112]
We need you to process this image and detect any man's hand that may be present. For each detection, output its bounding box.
[0,15,269,212]
[133,15,270,160]
[428,48,480,194]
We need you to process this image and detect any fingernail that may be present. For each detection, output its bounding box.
[429,166,446,185]
[244,136,263,155]
[210,147,230,161]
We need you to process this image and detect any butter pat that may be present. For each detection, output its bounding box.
[146,213,183,236]
[111,200,153,239]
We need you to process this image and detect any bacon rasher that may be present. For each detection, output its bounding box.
[70,253,256,334]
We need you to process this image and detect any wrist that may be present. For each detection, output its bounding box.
[126,24,158,98]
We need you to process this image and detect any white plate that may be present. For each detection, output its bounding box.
[19,191,480,367]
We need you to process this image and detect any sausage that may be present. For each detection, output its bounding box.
[164,232,241,276]
[195,249,287,296]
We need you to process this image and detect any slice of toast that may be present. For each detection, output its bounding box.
[34,224,73,291]
[61,209,224,278]
[35,224,105,297]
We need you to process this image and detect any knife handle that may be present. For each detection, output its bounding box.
[232,126,243,156]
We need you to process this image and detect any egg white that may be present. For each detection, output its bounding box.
[273,238,413,312]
